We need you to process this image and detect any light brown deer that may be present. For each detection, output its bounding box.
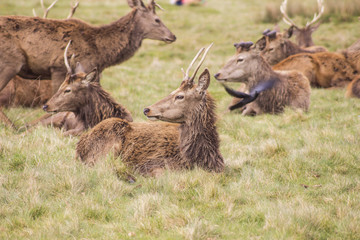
[280,0,326,50]
[76,44,225,176]
[345,76,360,98]
[214,42,311,115]
[32,42,133,136]
[0,0,176,94]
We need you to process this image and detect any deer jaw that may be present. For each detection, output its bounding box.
[145,69,210,123]
[215,51,255,83]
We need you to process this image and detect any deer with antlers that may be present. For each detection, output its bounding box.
[76,44,225,176]
[214,42,311,114]
[280,0,326,50]
[0,0,176,95]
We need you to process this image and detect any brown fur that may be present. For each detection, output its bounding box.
[40,69,132,136]
[76,68,224,175]
[0,0,176,93]
[0,76,52,107]
[215,47,311,115]
[261,33,326,65]
[274,52,357,88]
[345,76,360,98]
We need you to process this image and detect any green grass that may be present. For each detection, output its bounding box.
[1,0,360,239]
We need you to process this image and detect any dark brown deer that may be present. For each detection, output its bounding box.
[0,0,176,94]
[37,42,133,136]
[280,0,326,50]
[76,44,224,176]
[214,42,311,115]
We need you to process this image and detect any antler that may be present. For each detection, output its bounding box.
[190,43,213,82]
[306,0,324,27]
[42,0,59,18]
[280,0,297,27]
[64,40,73,74]
[154,1,165,11]
[67,1,79,19]
[183,47,205,80]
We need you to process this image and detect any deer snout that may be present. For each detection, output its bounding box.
[43,105,49,111]
[214,73,221,79]
[143,108,150,116]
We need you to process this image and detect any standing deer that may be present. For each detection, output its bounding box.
[76,44,225,176]
[0,0,176,94]
[214,42,311,115]
[280,0,326,50]
[35,41,133,136]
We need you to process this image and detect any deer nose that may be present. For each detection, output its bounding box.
[42,105,48,111]
[214,73,220,79]
[143,108,150,116]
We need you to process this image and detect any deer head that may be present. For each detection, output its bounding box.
[143,44,213,123]
[128,0,176,43]
[43,42,99,113]
[280,0,324,47]
[214,42,259,82]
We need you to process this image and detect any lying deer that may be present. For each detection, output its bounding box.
[214,42,311,115]
[76,44,225,176]
[37,42,133,136]
[345,76,360,98]
[0,0,176,94]
[280,0,326,50]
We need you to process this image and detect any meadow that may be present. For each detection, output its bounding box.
[1,0,360,239]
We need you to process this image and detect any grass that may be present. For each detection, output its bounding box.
[1,0,360,239]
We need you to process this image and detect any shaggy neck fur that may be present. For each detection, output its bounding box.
[94,9,144,71]
[179,93,224,172]
[75,83,132,129]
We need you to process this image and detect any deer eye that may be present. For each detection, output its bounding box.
[155,18,161,24]
[269,48,274,52]
[175,95,184,100]
[237,58,244,63]
[64,89,71,93]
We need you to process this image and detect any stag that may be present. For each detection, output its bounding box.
[76,44,224,176]
[280,0,325,50]
[34,41,133,136]
[214,42,311,115]
[0,0,176,94]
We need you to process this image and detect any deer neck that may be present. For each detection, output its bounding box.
[95,9,144,70]
[76,84,130,128]
[248,57,276,90]
[283,40,311,57]
[179,94,224,172]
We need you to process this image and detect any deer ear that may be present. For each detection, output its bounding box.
[284,26,294,38]
[82,68,99,85]
[127,0,146,9]
[196,68,210,93]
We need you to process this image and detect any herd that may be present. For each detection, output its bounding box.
[1,0,359,176]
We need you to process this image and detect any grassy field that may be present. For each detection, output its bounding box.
[1,0,360,239]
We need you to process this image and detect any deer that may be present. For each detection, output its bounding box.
[76,44,225,176]
[214,42,311,114]
[0,0,176,95]
[31,41,133,136]
[280,0,326,50]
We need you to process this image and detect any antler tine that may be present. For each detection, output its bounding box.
[306,0,324,27]
[154,2,165,11]
[43,0,59,18]
[64,40,72,74]
[280,0,297,27]
[184,47,205,80]
[32,8,37,17]
[67,1,79,19]
[190,43,214,81]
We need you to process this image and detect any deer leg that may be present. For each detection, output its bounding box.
[0,109,16,130]
[0,66,21,93]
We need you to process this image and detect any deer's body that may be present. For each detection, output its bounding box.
[273,52,357,88]
[215,43,311,115]
[0,0,175,93]
[345,76,360,98]
[77,45,224,175]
